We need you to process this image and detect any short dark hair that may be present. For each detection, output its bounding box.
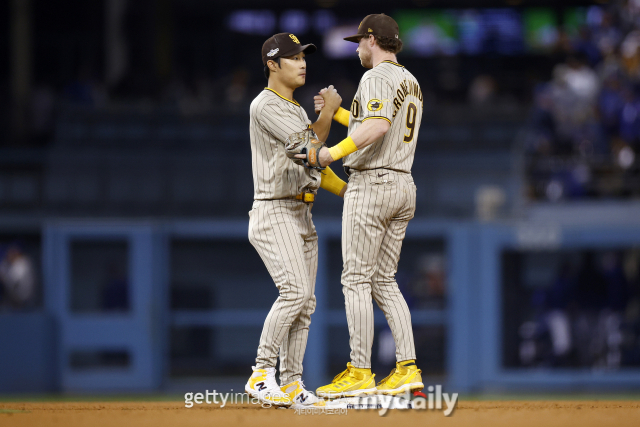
[264,57,281,80]
[374,34,403,54]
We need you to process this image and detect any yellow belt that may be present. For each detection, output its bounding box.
[295,192,315,203]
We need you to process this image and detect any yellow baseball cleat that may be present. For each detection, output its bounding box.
[375,360,424,395]
[316,362,377,398]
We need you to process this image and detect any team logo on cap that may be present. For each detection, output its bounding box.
[367,99,383,111]
[368,28,373,32]
[289,34,300,44]
[267,48,279,57]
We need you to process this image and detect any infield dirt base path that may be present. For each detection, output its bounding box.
[1,401,639,427]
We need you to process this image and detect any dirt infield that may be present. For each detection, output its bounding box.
[1,401,639,427]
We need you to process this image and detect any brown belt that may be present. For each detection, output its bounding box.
[344,166,407,177]
[257,192,315,203]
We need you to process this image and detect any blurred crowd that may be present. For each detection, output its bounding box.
[527,1,640,201]
[519,250,640,369]
[24,66,256,148]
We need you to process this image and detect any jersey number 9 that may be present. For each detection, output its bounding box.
[403,103,417,143]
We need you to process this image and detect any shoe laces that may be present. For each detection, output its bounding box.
[332,367,350,383]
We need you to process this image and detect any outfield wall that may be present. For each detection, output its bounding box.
[2,214,640,393]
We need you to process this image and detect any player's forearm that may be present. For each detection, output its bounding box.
[349,118,390,150]
[310,108,333,142]
[322,118,390,166]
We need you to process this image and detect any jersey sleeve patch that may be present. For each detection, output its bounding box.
[367,99,383,112]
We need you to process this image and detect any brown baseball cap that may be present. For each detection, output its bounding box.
[262,33,317,65]
[344,13,399,43]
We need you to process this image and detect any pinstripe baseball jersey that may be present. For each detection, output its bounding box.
[250,88,321,200]
[344,61,423,173]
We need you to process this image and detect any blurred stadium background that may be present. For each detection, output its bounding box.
[2,0,640,398]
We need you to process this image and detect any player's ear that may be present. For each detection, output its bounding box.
[368,34,376,48]
[267,60,278,74]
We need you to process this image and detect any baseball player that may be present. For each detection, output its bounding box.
[244,33,346,408]
[297,14,424,397]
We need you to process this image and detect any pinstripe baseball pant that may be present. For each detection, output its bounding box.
[249,199,318,385]
[341,169,417,369]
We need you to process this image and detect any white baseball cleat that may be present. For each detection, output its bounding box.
[281,379,321,408]
[245,366,293,407]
